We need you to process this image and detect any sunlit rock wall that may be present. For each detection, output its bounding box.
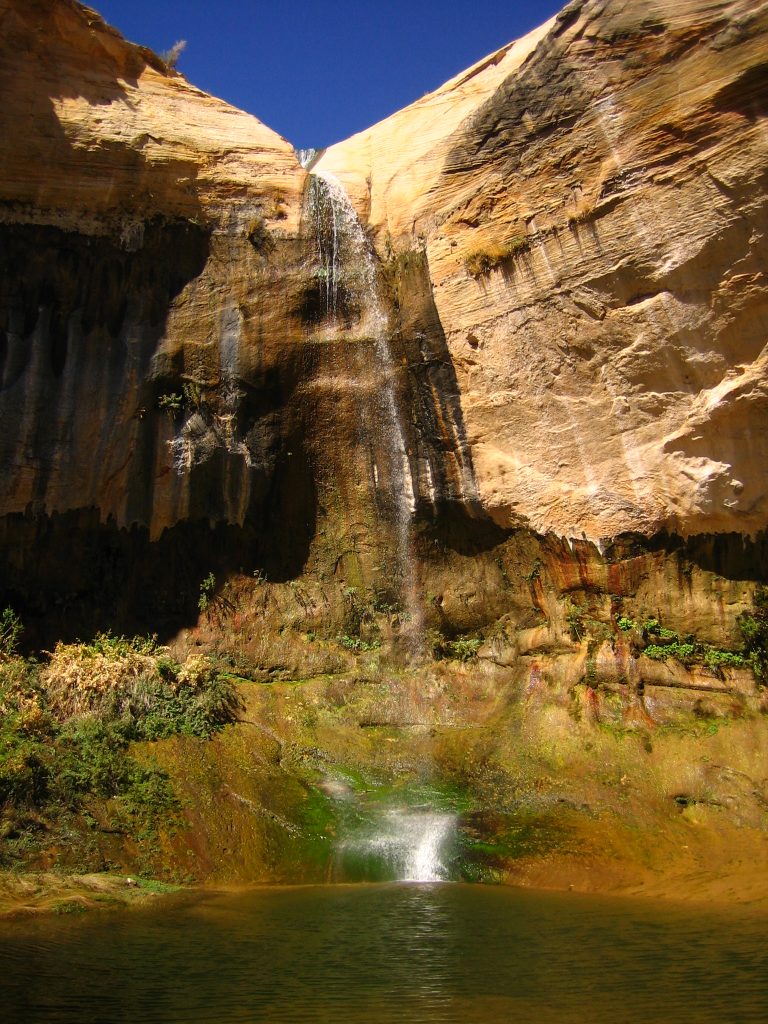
[316,0,768,541]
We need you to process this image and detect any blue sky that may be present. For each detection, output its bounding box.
[93,1,564,149]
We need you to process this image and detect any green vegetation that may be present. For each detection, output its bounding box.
[616,615,636,632]
[638,617,745,671]
[523,560,542,583]
[158,382,205,419]
[739,586,768,682]
[643,641,697,663]
[337,635,381,653]
[198,572,216,613]
[702,648,745,670]
[158,392,183,417]
[0,622,241,871]
[0,606,22,657]
[565,600,584,642]
[430,632,482,663]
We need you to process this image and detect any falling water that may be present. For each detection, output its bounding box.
[336,809,457,883]
[296,147,322,170]
[307,170,424,653]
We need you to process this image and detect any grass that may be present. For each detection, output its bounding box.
[464,237,530,277]
[0,629,242,872]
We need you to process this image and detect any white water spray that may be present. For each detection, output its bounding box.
[338,809,456,883]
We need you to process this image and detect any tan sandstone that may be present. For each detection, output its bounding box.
[316,0,768,540]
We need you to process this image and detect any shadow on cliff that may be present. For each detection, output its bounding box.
[0,442,317,650]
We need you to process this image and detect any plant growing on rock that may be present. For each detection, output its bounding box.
[198,572,216,613]
[0,606,22,658]
[464,236,530,278]
[160,39,187,70]
[429,631,482,662]
[41,633,241,737]
[158,392,183,418]
[739,586,768,682]
[0,632,241,870]
[616,615,636,632]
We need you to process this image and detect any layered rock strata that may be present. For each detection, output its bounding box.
[316,0,768,541]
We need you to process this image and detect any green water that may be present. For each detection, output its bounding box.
[1,883,767,1023]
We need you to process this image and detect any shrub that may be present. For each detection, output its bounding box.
[160,39,187,70]
[0,634,242,870]
[429,632,482,662]
[198,572,216,613]
[644,641,696,663]
[158,392,183,417]
[703,648,745,670]
[41,638,240,739]
[0,607,22,658]
[337,634,381,653]
[616,615,636,632]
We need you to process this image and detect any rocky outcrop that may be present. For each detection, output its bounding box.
[316,0,768,541]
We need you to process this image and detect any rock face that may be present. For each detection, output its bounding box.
[316,0,768,540]
[0,0,765,645]
[0,0,485,641]
[1,0,768,896]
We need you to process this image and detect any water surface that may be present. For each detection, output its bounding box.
[1,883,767,1023]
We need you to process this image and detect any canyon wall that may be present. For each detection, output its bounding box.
[1,0,768,893]
[0,0,765,656]
[317,0,768,541]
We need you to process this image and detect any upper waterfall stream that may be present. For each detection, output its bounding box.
[307,169,425,654]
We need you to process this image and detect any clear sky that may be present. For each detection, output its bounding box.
[93,1,564,149]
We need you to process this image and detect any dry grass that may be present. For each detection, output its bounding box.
[42,644,158,720]
[464,236,530,277]
[39,637,220,723]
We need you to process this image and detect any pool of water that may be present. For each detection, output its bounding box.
[1,883,767,1023]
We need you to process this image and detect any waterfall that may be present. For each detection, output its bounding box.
[296,147,322,170]
[306,170,424,654]
[336,809,457,883]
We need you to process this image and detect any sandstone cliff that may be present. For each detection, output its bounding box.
[317,0,768,541]
[0,0,763,639]
[1,0,768,898]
